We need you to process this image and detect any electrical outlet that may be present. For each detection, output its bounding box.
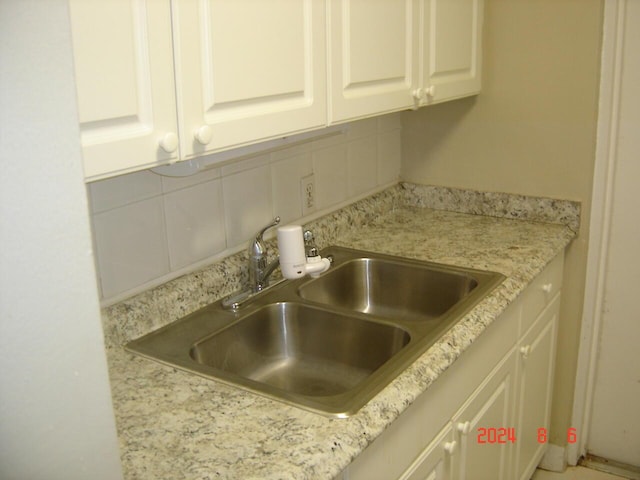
[300,173,315,216]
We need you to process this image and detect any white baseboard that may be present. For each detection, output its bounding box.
[538,444,568,472]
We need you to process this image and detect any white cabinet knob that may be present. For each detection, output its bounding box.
[159,132,178,153]
[520,345,532,359]
[542,283,553,293]
[413,86,435,102]
[457,421,471,435]
[194,125,213,145]
[444,441,457,455]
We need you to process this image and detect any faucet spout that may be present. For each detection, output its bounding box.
[222,216,283,310]
[261,258,280,287]
[248,216,280,292]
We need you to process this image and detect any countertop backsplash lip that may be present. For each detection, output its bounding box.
[100,181,579,479]
[401,182,581,233]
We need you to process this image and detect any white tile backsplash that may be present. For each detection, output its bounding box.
[313,144,349,210]
[88,114,402,303]
[378,129,402,185]
[271,153,314,225]
[347,117,378,139]
[311,128,348,150]
[89,170,162,213]
[164,179,226,270]
[160,166,221,193]
[222,164,273,247]
[92,197,170,299]
[377,111,402,132]
[220,153,270,177]
[270,140,313,163]
[348,137,378,196]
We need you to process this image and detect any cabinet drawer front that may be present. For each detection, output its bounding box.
[520,253,563,335]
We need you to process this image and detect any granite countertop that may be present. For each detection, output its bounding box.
[104,184,578,480]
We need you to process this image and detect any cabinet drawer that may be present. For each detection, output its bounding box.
[520,253,563,335]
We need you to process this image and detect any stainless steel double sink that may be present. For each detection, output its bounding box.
[126,246,504,417]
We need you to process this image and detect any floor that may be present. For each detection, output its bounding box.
[532,466,627,480]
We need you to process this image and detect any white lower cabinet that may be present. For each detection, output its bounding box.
[339,253,563,480]
[514,296,560,480]
[401,423,454,480]
[401,349,517,480]
[452,349,517,480]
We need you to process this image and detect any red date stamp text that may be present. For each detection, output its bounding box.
[476,427,577,444]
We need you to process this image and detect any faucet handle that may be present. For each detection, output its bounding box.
[249,216,280,257]
[303,230,319,257]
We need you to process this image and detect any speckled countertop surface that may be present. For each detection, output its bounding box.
[104,183,578,480]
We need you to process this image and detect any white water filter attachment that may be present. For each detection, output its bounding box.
[277,225,331,279]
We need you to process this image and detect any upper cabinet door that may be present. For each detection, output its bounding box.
[172,0,327,159]
[328,0,417,123]
[69,0,178,181]
[418,0,484,105]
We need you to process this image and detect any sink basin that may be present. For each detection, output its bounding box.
[126,246,504,417]
[189,302,410,397]
[299,257,478,321]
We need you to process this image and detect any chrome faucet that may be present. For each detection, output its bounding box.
[248,216,281,292]
[222,217,331,310]
[222,216,281,310]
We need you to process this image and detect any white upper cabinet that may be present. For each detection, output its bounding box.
[69,0,178,181]
[172,0,327,158]
[70,0,483,180]
[328,0,417,123]
[416,0,484,106]
[328,0,484,122]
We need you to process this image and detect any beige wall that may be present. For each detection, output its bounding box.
[401,0,604,446]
